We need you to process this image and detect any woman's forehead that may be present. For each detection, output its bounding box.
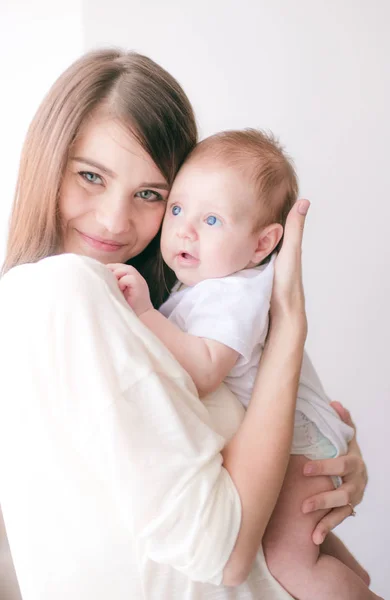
[72,116,166,182]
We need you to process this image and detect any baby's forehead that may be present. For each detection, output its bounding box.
[174,158,260,219]
[178,154,253,190]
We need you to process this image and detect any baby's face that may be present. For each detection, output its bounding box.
[161,159,263,286]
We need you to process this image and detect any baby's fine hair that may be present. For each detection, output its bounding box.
[189,129,298,236]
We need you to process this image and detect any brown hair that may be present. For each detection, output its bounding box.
[3,48,198,306]
[189,128,298,253]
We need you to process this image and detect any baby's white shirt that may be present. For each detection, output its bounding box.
[159,257,275,407]
[159,255,354,457]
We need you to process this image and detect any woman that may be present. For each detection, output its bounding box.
[0,49,367,600]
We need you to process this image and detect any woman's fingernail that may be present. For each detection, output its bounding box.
[304,464,315,475]
[298,200,310,215]
[318,533,325,544]
[302,501,315,514]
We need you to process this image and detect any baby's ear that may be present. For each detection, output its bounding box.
[250,223,283,265]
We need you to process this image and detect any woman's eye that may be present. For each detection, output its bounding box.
[205,215,222,227]
[136,190,163,202]
[79,171,103,185]
[171,205,181,216]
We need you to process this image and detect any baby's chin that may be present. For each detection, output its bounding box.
[171,267,207,288]
[174,272,202,287]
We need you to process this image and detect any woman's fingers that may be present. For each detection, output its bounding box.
[271,199,310,324]
[330,401,355,430]
[303,453,359,478]
[302,482,356,513]
[283,199,310,249]
[275,200,310,271]
[311,505,355,545]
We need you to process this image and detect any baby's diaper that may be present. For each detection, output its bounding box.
[291,410,341,487]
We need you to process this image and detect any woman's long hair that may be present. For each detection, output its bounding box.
[3,48,198,305]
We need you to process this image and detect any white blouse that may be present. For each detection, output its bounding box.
[0,254,292,600]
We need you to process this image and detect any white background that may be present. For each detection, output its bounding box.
[1,0,389,597]
[0,3,83,599]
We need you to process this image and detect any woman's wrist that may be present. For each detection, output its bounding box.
[268,311,307,349]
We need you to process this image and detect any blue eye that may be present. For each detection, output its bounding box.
[80,171,103,185]
[171,205,181,216]
[205,215,222,227]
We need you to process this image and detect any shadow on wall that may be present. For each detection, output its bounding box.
[0,508,22,600]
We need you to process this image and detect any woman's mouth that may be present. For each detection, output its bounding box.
[77,231,125,253]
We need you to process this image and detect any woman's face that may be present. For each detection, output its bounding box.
[59,115,169,264]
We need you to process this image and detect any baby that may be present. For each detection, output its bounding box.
[109,130,375,598]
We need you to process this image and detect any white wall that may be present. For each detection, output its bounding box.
[0,2,83,597]
[0,0,84,265]
[83,0,389,595]
[0,0,389,596]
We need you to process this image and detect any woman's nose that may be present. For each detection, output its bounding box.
[95,199,131,235]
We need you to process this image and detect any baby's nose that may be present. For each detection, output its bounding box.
[177,223,197,240]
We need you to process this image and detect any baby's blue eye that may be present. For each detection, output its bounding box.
[172,205,181,216]
[205,215,222,227]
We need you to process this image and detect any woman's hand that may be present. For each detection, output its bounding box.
[271,199,310,336]
[302,401,368,544]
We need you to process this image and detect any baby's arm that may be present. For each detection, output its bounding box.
[142,309,239,396]
[107,264,239,397]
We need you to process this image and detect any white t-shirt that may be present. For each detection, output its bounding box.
[160,258,274,407]
[160,257,354,456]
[0,255,294,600]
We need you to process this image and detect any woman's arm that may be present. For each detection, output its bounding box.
[222,319,305,584]
[221,199,310,585]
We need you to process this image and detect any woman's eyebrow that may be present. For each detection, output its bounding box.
[140,182,170,191]
[70,157,169,190]
[71,156,116,177]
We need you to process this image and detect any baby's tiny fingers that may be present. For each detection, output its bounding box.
[118,274,135,289]
[118,280,129,292]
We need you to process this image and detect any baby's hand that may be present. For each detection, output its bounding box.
[107,264,153,316]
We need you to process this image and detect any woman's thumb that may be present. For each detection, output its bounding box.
[282,199,310,252]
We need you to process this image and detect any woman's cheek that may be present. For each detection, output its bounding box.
[59,178,83,219]
[148,204,166,236]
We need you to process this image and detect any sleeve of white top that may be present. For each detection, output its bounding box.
[184,275,271,360]
[0,254,241,585]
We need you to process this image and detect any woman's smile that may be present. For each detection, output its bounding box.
[76,229,127,253]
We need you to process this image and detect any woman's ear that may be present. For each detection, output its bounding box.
[250,223,284,266]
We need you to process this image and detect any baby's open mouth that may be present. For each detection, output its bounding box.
[177,252,199,264]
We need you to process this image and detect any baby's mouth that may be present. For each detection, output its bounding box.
[177,251,199,264]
